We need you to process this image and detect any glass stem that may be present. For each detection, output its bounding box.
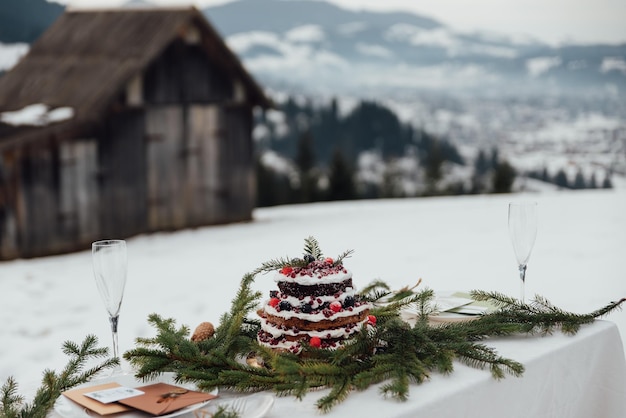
[109,315,120,360]
[518,264,527,303]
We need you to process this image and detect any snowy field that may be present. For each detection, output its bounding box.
[1,189,625,400]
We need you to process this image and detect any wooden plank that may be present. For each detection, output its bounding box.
[21,144,58,256]
[99,110,146,238]
[0,151,19,259]
[145,106,184,230]
[187,105,221,224]
[222,105,254,222]
[59,139,99,243]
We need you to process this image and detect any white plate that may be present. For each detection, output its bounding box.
[53,372,218,418]
[211,393,274,418]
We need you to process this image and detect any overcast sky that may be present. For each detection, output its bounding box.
[55,0,626,46]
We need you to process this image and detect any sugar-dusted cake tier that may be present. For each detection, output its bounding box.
[257,258,372,354]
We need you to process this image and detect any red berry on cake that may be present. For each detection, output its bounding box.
[330,301,342,312]
[280,266,293,275]
[310,336,321,348]
[325,257,334,264]
[368,315,377,325]
[269,297,280,307]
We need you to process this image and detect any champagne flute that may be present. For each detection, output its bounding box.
[92,239,128,368]
[508,202,537,303]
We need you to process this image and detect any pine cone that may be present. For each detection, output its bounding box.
[191,321,215,341]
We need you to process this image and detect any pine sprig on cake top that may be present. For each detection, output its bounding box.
[121,238,626,413]
[253,236,354,276]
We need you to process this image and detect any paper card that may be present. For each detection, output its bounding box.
[84,386,145,404]
[62,383,133,415]
[118,382,218,416]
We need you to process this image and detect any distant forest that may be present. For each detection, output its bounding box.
[254,97,612,207]
[254,98,519,207]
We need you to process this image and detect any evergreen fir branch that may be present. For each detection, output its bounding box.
[252,256,298,276]
[450,341,524,379]
[358,279,391,298]
[1,335,117,418]
[1,377,23,417]
[122,268,626,414]
[303,236,323,259]
[316,376,351,413]
[470,290,524,310]
[333,249,354,266]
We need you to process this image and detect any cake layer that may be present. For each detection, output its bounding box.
[277,278,353,298]
[260,308,369,331]
[260,316,367,340]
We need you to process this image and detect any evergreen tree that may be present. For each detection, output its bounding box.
[255,157,297,207]
[474,149,490,176]
[490,148,499,170]
[424,139,444,191]
[554,169,569,189]
[492,160,516,193]
[296,130,319,203]
[255,157,275,207]
[602,175,613,189]
[573,169,587,189]
[471,149,491,193]
[327,148,356,201]
[589,172,598,189]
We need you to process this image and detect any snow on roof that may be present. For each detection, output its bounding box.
[0,104,74,126]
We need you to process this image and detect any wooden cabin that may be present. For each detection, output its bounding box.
[0,7,271,260]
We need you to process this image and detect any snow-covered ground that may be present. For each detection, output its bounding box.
[1,189,625,400]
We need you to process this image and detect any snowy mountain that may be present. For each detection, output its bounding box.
[204,0,626,98]
[201,0,626,188]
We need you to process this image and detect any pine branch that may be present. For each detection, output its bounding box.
[333,249,354,266]
[0,335,117,418]
[252,256,299,276]
[303,236,323,259]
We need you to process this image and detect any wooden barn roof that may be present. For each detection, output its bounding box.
[0,6,271,128]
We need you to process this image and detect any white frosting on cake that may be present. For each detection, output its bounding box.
[273,267,352,285]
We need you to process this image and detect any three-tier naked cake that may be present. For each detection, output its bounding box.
[257,242,374,354]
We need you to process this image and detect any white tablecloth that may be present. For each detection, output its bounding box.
[49,320,626,418]
[265,320,626,418]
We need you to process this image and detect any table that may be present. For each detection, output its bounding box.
[49,320,626,418]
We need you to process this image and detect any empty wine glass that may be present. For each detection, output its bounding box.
[508,202,537,303]
[92,239,128,368]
